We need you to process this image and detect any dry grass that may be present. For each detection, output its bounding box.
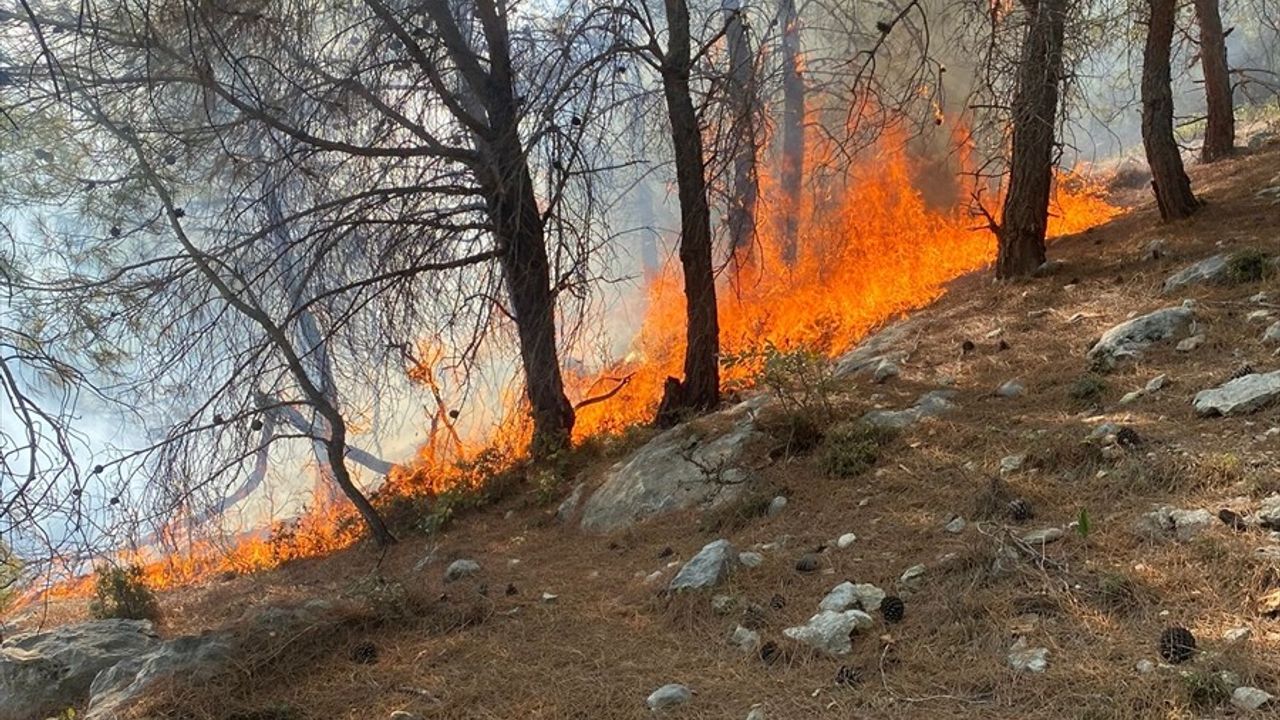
[11,145,1280,720]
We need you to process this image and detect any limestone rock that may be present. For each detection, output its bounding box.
[1022,527,1064,545]
[86,632,233,720]
[555,483,585,523]
[646,683,692,710]
[1136,506,1214,541]
[1177,334,1205,352]
[580,397,765,532]
[1259,495,1280,529]
[669,539,736,591]
[873,358,900,383]
[1007,637,1049,673]
[819,581,885,612]
[738,552,764,569]
[444,559,481,582]
[836,532,858,549]
[729,625,761,653]
[0,619,159,720]
[997,380,1025,398]
[1000,454,1026,474]
[782,610,874,655]
[766,495,788,517]
[1231,686,1274,711]
[1087,305,1194,369]
[1162,254,1228,293]
[862,390,956,430]
[1264,322,1280,344]
[834,321,915,377]
[1193,371,1280,416]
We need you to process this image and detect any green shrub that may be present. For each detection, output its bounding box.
[89,563,160,621]
[1226,248,1272,284]
[819,421,895,477]
[1068,374,1107,404]
[724,342,839,418]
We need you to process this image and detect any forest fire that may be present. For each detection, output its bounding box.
[34,126,1118,600]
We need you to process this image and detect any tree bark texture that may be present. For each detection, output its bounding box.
[996,0,1066,279]
[725,0,759,259]
[1142,0,1201,220]
[779,0,804,264]
[1193,0,1234,162]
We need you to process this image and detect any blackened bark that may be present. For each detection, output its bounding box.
[660,0,721,415]
[725,0,759,259]
[423,0,576,453]
[1194,0,1234,162]
[1142,0,1201,220]
[996,0,1066,279]
[779,0,804,264]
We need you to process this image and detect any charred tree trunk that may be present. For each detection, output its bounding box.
[659,0,721,417]
[424,0,576,453]
[1142,0,1201,220]
[996,0,1066,279]
[779,0,804,264]
[725,0,759,260]
[1194,0,1234,161]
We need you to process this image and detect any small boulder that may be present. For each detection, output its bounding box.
[997,380,1025,398]
[766,495,788,517]
[1000,454,1026,474]
[1259,495,1280,529]
[836,532,858,549]
[1231,686,1274,711]
[1263,322,1280,344]
[1136,506,1214,541]
[1193,371,1280,416]
[738,552,764,569]
[555,483,585,523]
[819,581,885,612]
[1007,637,1049,673]
[862,390,956,430]
[1176,334,1205,352]
[1087,305,1194,369]
[646,683,692,710]
[729,625,761,653]
[669,539,736,591]
[898,564,926,590]
[444,559,481,583]
[944,516,967,534]
[1162,254,1228,293]
[873,358,900,383]
[782,610,874,655]
[1022,527,1064,545]
[1223,627,1252,644]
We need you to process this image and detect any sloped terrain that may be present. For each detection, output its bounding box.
[6,144,1280,720]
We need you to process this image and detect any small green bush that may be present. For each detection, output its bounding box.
[1226,248,1272,284]
[89,563,160,621]
[819,421,895,477]
[1068,374,1107,404]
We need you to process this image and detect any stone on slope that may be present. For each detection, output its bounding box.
[555,483,585,523]
[1162,254,1228,293]
[997,380,1025,398]
[444,559,481,582]
[646,683,692,710]
[580,397,765,532]
[818,582,885,613]
[1193,371,1280,416]
[1264,322,1280,344]
[0,619,160,720]
[782,610,874,655]
[669,539,736,591]
[1231,686,1274,711]
[86,632,233,720]
[1087,305,1194,370]
[738,551,764,569]
[1022,527,1064,545]
[766,495,788,517]
[836,532,858,549]
[1008,637,1049,673]
[1135,506,1214,541]
[834,321,915,377]
[729,625,761,653]
[862,390,957,430]
[1259,495,1280,530]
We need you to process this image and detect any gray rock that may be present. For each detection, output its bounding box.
[1136,506,1214,541]
[1231,686,1274,711]
[898,564,926,590]
[766,495,788,517]
[1022,527,1064,545]
[1000,454,1026,474]
[873,358,901,383]
[1177,334,1205,352]
[86,632,233,720]
[835,532,858,549]
[997,380,1025,398]
[1136,659,1156,674]
[1144,239,1168,261]
[0,619,159,720]
[646,683,692,710]
[1087,305,1194,369]
[834,321,915,377]
[444,559,481,582]
[746,706,767,720]
[738,552,764,569]
[1264,322,1280,344]
[1089,422,1119,441]
[944,516,967,534]
[1008,637,1049,673]
[1193,371,1280,416]
[580,397,765,532]
[1146,374,1168,392]
[729,625,761,652]
[818,581,885,612]
[862,390,956,430]
[555,482,585,523]
[1223,627,1252,644]
[1259,495,1280,529]
[711,594,736,615]
[782,610,874,655]
[1162,254,1228,293]
[669,539,736,591]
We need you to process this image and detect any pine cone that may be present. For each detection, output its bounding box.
[834,664,862,686]
[1008,498,1034,522]
[880,596,905,624]
[760,640,782,666]
[1217,508,1248,532]
[1159,626,1196,664]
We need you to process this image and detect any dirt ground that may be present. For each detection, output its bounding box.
[10,142,1280,720]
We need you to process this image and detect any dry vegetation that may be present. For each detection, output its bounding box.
[9,144,1280,719]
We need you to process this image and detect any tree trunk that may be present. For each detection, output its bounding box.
[779,0,804,264]
[725,0,759,260]
[1193,0,1234,162]
[1142,0,1201,220]
[660,0,721,416]
[996,0,1066,279]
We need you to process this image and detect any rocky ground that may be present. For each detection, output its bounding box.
[4,142,1280,720]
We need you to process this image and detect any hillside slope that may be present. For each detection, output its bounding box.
[9,144,1280,720]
